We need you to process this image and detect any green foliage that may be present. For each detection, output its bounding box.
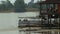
[25,3,28,8]
[0,4,6,11]
[28,0,40,8]
[14,0,26,12]
[0,0,13,11]
[6,0,13,10]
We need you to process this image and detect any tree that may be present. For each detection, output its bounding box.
[25,3,28,8]
[6,0,13,10]
[0,1,6,11]
[28,0,34,8]
[28,0,40,8]
[14,0,26,12]
[0,0,13,11]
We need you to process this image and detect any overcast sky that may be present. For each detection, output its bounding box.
[0,0,40,4]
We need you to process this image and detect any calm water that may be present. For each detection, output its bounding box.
[0,30,42,34]
[0,12,39,34]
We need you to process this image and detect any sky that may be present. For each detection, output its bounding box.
[0,0,40,4]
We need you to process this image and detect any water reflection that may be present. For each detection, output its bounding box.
[19,30,60,34]
[19,30,42,34]
[0,27,59,34]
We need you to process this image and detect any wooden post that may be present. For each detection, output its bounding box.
[58,4,60,15]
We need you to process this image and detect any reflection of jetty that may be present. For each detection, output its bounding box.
[0,27,59,34]
[18,17,59,29]
[0,27,59,31]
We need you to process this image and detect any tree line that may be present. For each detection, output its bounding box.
[0,0,40,12]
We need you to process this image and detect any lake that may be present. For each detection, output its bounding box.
[0,12,40,34]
